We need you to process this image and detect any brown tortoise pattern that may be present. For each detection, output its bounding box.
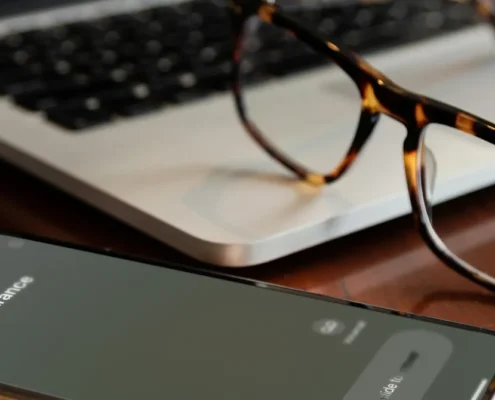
[227,0,495,293]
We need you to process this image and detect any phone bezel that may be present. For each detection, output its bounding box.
[1,229,493,336]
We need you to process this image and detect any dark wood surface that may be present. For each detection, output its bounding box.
[2,158,495,399]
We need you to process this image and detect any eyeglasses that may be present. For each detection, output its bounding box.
[227,0,495,293]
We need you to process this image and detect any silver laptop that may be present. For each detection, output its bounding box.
[1,0,495,267]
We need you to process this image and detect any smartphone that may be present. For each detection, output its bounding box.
[0,232,494,400]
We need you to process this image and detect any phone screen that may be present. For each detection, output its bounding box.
[0,234,493,400]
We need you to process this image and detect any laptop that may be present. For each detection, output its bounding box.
[0,0,495,267]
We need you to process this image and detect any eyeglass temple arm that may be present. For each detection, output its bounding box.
[424,97,495,146]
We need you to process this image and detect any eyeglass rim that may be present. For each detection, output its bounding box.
[229,0,495,292]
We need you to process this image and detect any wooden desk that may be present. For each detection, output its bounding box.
[2,158,495,399]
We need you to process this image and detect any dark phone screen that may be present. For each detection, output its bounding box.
[0,234,493,400]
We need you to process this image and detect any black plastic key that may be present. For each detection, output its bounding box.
[45,106,113,130]
[114,97,165,116]
[0,68,44,94]
[12,77,120,111]
[95,83,166,116]
[0,0,481,132]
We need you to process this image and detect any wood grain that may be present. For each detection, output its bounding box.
[2,159,495,399]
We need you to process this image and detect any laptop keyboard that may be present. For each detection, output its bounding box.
[0,0,478,131]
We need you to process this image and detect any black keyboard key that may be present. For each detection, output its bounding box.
[136,56,193,84]
[0,68,41,94]
[198,43,231,66]
[63,21,107,45]
[202,19,230,40]
[0,43,50,71]
[185,30,207,49]
[142,20,165,37]
[172,89,208,104]
[0,0,480,130]
[8,75,71,95]
[0,59,67,94]
[44,25,70,41]
[45,105,113,130]
[386,0,410,22]
[299,7,323,25]
[11,81,74,109]
[0,33,24,50]
[94,83,166,116]
[152,8,190,35]
[142,39,165,57]
[0,48,29,67]
[132,72,203,103]
[196,62,231,90]
[333,5,361,37]
[319,17,339,37]
[18,29,53,48]
[12,77,119,111]
[346,26,393,51]
[98,49,120,66]
[154,54,183,74]
[352,5,377,30]
[54,39,80,56]
[114,97,165,116]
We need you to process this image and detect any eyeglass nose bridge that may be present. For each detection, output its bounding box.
[323,80,422,184]
[318,78,432,185]
[359,79,424,128]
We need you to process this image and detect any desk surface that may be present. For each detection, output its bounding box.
[1,159,495,399]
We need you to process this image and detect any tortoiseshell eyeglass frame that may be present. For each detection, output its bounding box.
[228,0,495,293]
